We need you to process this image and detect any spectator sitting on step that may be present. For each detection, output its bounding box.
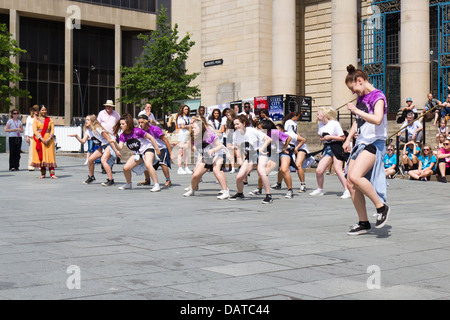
[434,133,447,155]
[384,145,397,179]
[440,94,450,124]
[397,97,417,123]
[436,139,450,183]
[423,92,441,124]
[407,144,436,181]
[398,111,423,144]
[436,118,449,142]
[401,139,421,173]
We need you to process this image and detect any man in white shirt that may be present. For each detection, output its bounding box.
[398,111,423,143]
[240,102,256,127]
[138,102,157,126]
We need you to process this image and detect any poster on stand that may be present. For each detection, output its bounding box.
[268,95,284,121]
[254,96,268,116]
[285,95,312,122]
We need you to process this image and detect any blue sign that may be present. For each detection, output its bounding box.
[268,95,284,121]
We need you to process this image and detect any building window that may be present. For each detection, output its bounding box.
[19,17,65,116]
[68,0,157,13]
[73,25,116,117]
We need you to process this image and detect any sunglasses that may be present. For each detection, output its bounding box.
[387,149,394,151]
[424,149,430,151]
[12,112,18,115]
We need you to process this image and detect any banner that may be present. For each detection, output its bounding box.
[268,95,284,121]
[254,96,268,115]
[285,95,312,122]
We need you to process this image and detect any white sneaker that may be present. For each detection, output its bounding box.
[184,189,195,197]
[185,186,199,191]
[178,167,186,174]
[229,168,236,174]
[298,184,306,193]
[151,184,161,192]
[217,190,230,200]
[118,183,132,190]
[340,190,351,199]
[309,189,324,196]
[184,167,193,174]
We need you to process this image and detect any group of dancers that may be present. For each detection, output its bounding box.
[68,64,390,235]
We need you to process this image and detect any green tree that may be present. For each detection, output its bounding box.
[0,23,30,112]
[119,6,200,115]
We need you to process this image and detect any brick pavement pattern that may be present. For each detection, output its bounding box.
[0,153,449,300]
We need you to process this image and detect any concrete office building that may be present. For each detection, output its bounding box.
[1,0,448,124]
[198,0,450,121]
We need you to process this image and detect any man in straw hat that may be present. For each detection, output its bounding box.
[98,100,120,135]
[98,99,121,171]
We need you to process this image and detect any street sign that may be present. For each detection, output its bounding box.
[204,59,224,67]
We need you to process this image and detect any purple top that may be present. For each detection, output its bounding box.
[356,89,387,115]
[119,127,154,154]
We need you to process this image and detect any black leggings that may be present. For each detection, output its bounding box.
[9,137,22,170]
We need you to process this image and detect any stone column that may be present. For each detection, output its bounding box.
[114,24,122,115]
[9,10,20,110]
[401,0,429,107]
[331,0,358,109]
[272,0,297,95]
[64,25,73,126]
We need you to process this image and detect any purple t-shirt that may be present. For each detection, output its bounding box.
[267,129,290,153]
[194,129,218,159]
[145,125,166,149]
[119,127,154,154]
[355,89,388,145]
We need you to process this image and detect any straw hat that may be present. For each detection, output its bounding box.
[104,100,115,107]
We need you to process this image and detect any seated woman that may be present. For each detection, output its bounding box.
[407,144,436,181]
[383,145,397,179]
[401,139,421,173]
[436,139,450,183]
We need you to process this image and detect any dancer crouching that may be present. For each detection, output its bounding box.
[229,115,273,204]
[309,107,350,199]
[183,116,230,199]
[68,114,120,185]
[111,114,161,191]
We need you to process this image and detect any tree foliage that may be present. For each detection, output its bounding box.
[118,6,200,114]
[0,23,30,112]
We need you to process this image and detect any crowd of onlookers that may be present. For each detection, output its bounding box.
[386,93,450,183]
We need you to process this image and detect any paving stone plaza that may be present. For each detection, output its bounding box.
[1,153,450,301]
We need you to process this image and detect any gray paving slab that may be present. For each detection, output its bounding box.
[0,153,450,300]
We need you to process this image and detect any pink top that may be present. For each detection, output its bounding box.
[97,109,120,135]
[440,148,450,168]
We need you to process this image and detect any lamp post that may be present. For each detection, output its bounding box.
[74,65,96,153]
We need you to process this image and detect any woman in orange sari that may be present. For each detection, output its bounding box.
[31,105,58,179]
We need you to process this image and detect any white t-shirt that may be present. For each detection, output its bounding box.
[177,115,191,141]
[85,127,112,146]
[6,119,22,138]
[286,131,309,153]
[401,120,422,139]
[233,127,267,153]
[208,119,223,136]
[318,120,344,144]
[355,89,388,145]
[138,110,156,123]
[284,119,297,134]
[25,116,34,137]
[239,112,256,127]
